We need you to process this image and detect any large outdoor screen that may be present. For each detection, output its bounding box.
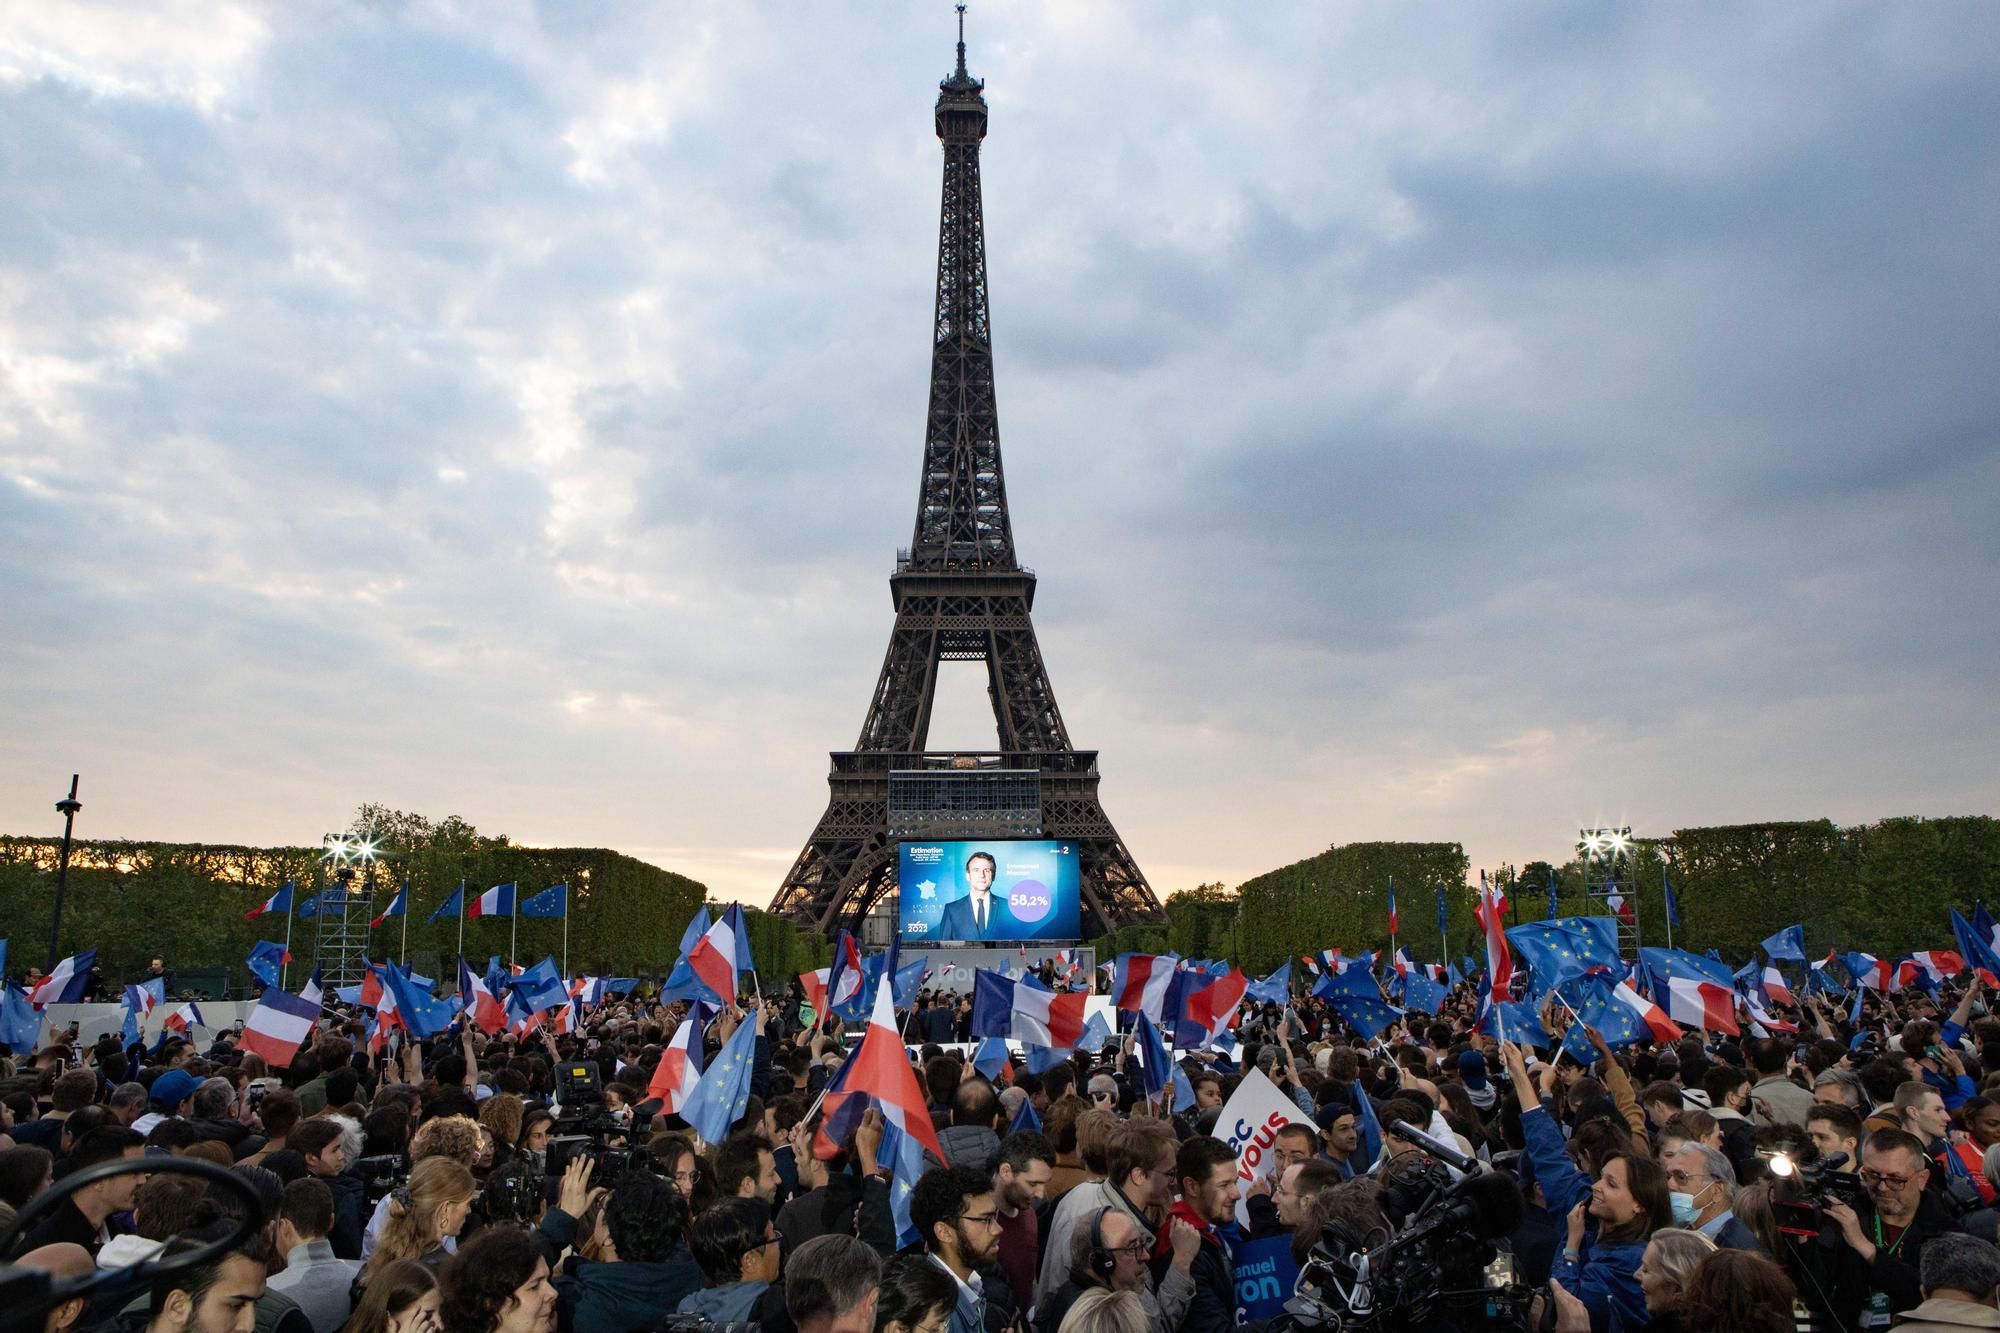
[897,840,1082,943]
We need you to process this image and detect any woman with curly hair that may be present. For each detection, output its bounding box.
[346,1259,441,1333]
[364,1157,478,1282]
[479,1095,524,1175]
[441,1227,557,1333]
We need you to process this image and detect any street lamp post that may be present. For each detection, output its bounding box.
[48,774,82,971]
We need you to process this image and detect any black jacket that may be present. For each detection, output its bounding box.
[319,1171,366,1261]
[1791,1190,1960,1333]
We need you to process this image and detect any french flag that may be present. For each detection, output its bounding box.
[1605,889,1635,924]
[1387,880,1399,935]
[460,960,507,1034]
[815,969,944,1248]
[1611,982,1683,1043]
[369,883,408,929]
[244,880,294,921]
[467,883,516,919]
[1392,947,1414,979]
[1475,887,1514,1000]
[1180,969,1248,1042]
[571,976,607,1007]
[239,983,323,1068]
[1482,869,1511,918]
[974,971,1087,1048]
[1907,951,1964,987]
[28,951,96,1009]
[1112,953,1177,1021]
[1740,989,1798,1037]
[368,974,406,1052]
[163,1001,204,1035]
[1759,965,1796,1007]
[1657,976,1740,1035]
[800,968,829,1016]
[646,1008,707,1114]
[826,930,864,1012]
[1848,953,1895,992]
[686,912,740,1002]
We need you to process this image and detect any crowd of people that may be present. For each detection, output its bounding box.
[5,963,2000,1333]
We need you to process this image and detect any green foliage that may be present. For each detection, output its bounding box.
[1235,841,1471,974]
[1164,882,1239,961]
[1087,921,1171,960]
[0,817,824,987]
[1664,816,2000,958]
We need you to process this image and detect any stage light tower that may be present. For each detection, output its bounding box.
[1578,825,1641,956]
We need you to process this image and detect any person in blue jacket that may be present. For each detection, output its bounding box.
[1501,1040,1671,1333]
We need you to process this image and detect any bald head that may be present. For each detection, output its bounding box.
[18,1243,95,1333]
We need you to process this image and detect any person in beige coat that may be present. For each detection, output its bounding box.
[1893,1233,2000,1333]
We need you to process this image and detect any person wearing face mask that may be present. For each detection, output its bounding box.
[1503,1041,1670,1333]
[1664,1144,1762,1251]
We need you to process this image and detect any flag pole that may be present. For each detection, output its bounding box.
[1663,872,1675,952]
[282,885,293,991]
[510,892,518,971]
[401,879,410,963]
[456,880,466,969]
[561,887,570,979]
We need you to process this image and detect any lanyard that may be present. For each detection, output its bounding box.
[1873,1213,1912,1257]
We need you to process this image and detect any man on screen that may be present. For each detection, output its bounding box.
[938,851,1018,940]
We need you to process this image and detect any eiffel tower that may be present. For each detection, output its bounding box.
[772,16,1164,939]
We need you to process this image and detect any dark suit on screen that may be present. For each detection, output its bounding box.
[938,890,1017,941]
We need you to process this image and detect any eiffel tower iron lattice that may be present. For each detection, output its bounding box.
[773,20,1164,940]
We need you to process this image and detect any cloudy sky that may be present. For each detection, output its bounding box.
[3,3,1996,912]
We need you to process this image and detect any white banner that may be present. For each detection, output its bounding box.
[1211,1068,1311,1225]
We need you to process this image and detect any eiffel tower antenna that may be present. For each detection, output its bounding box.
[773,19,1163,940]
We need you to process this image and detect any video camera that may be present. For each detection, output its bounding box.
[1277,1122,1541,1333]
[544,1060,657,1188]
[1767,1149,1863,1217]
[350,1152,405,1208]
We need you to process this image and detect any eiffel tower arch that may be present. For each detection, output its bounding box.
[772,20,1164,940]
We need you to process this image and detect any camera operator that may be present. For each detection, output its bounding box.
[1816,1127,1959,1331]
[556,1168,701,1331]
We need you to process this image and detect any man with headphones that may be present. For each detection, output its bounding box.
[1033,1206,1149,1333]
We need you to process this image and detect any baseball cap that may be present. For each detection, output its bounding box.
[149,1069,200,1110]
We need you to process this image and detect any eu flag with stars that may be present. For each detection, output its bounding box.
[1557,974,1651,1062]
[1245,963,1291,1006]
[679,1004,758,1143]
[1639,946,1734,990]
[1761,925,1807,963]
[1477,996,1552,1049]
[1133,1011,1172,1099]
[1951,909,2000,979]
[0,986,43,1051]
[1506,917,1622,996]
[1663,874,1682,929]
[519,884,568,918]
[1402,973,1448,1015]
[1328,992,1404,1039]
